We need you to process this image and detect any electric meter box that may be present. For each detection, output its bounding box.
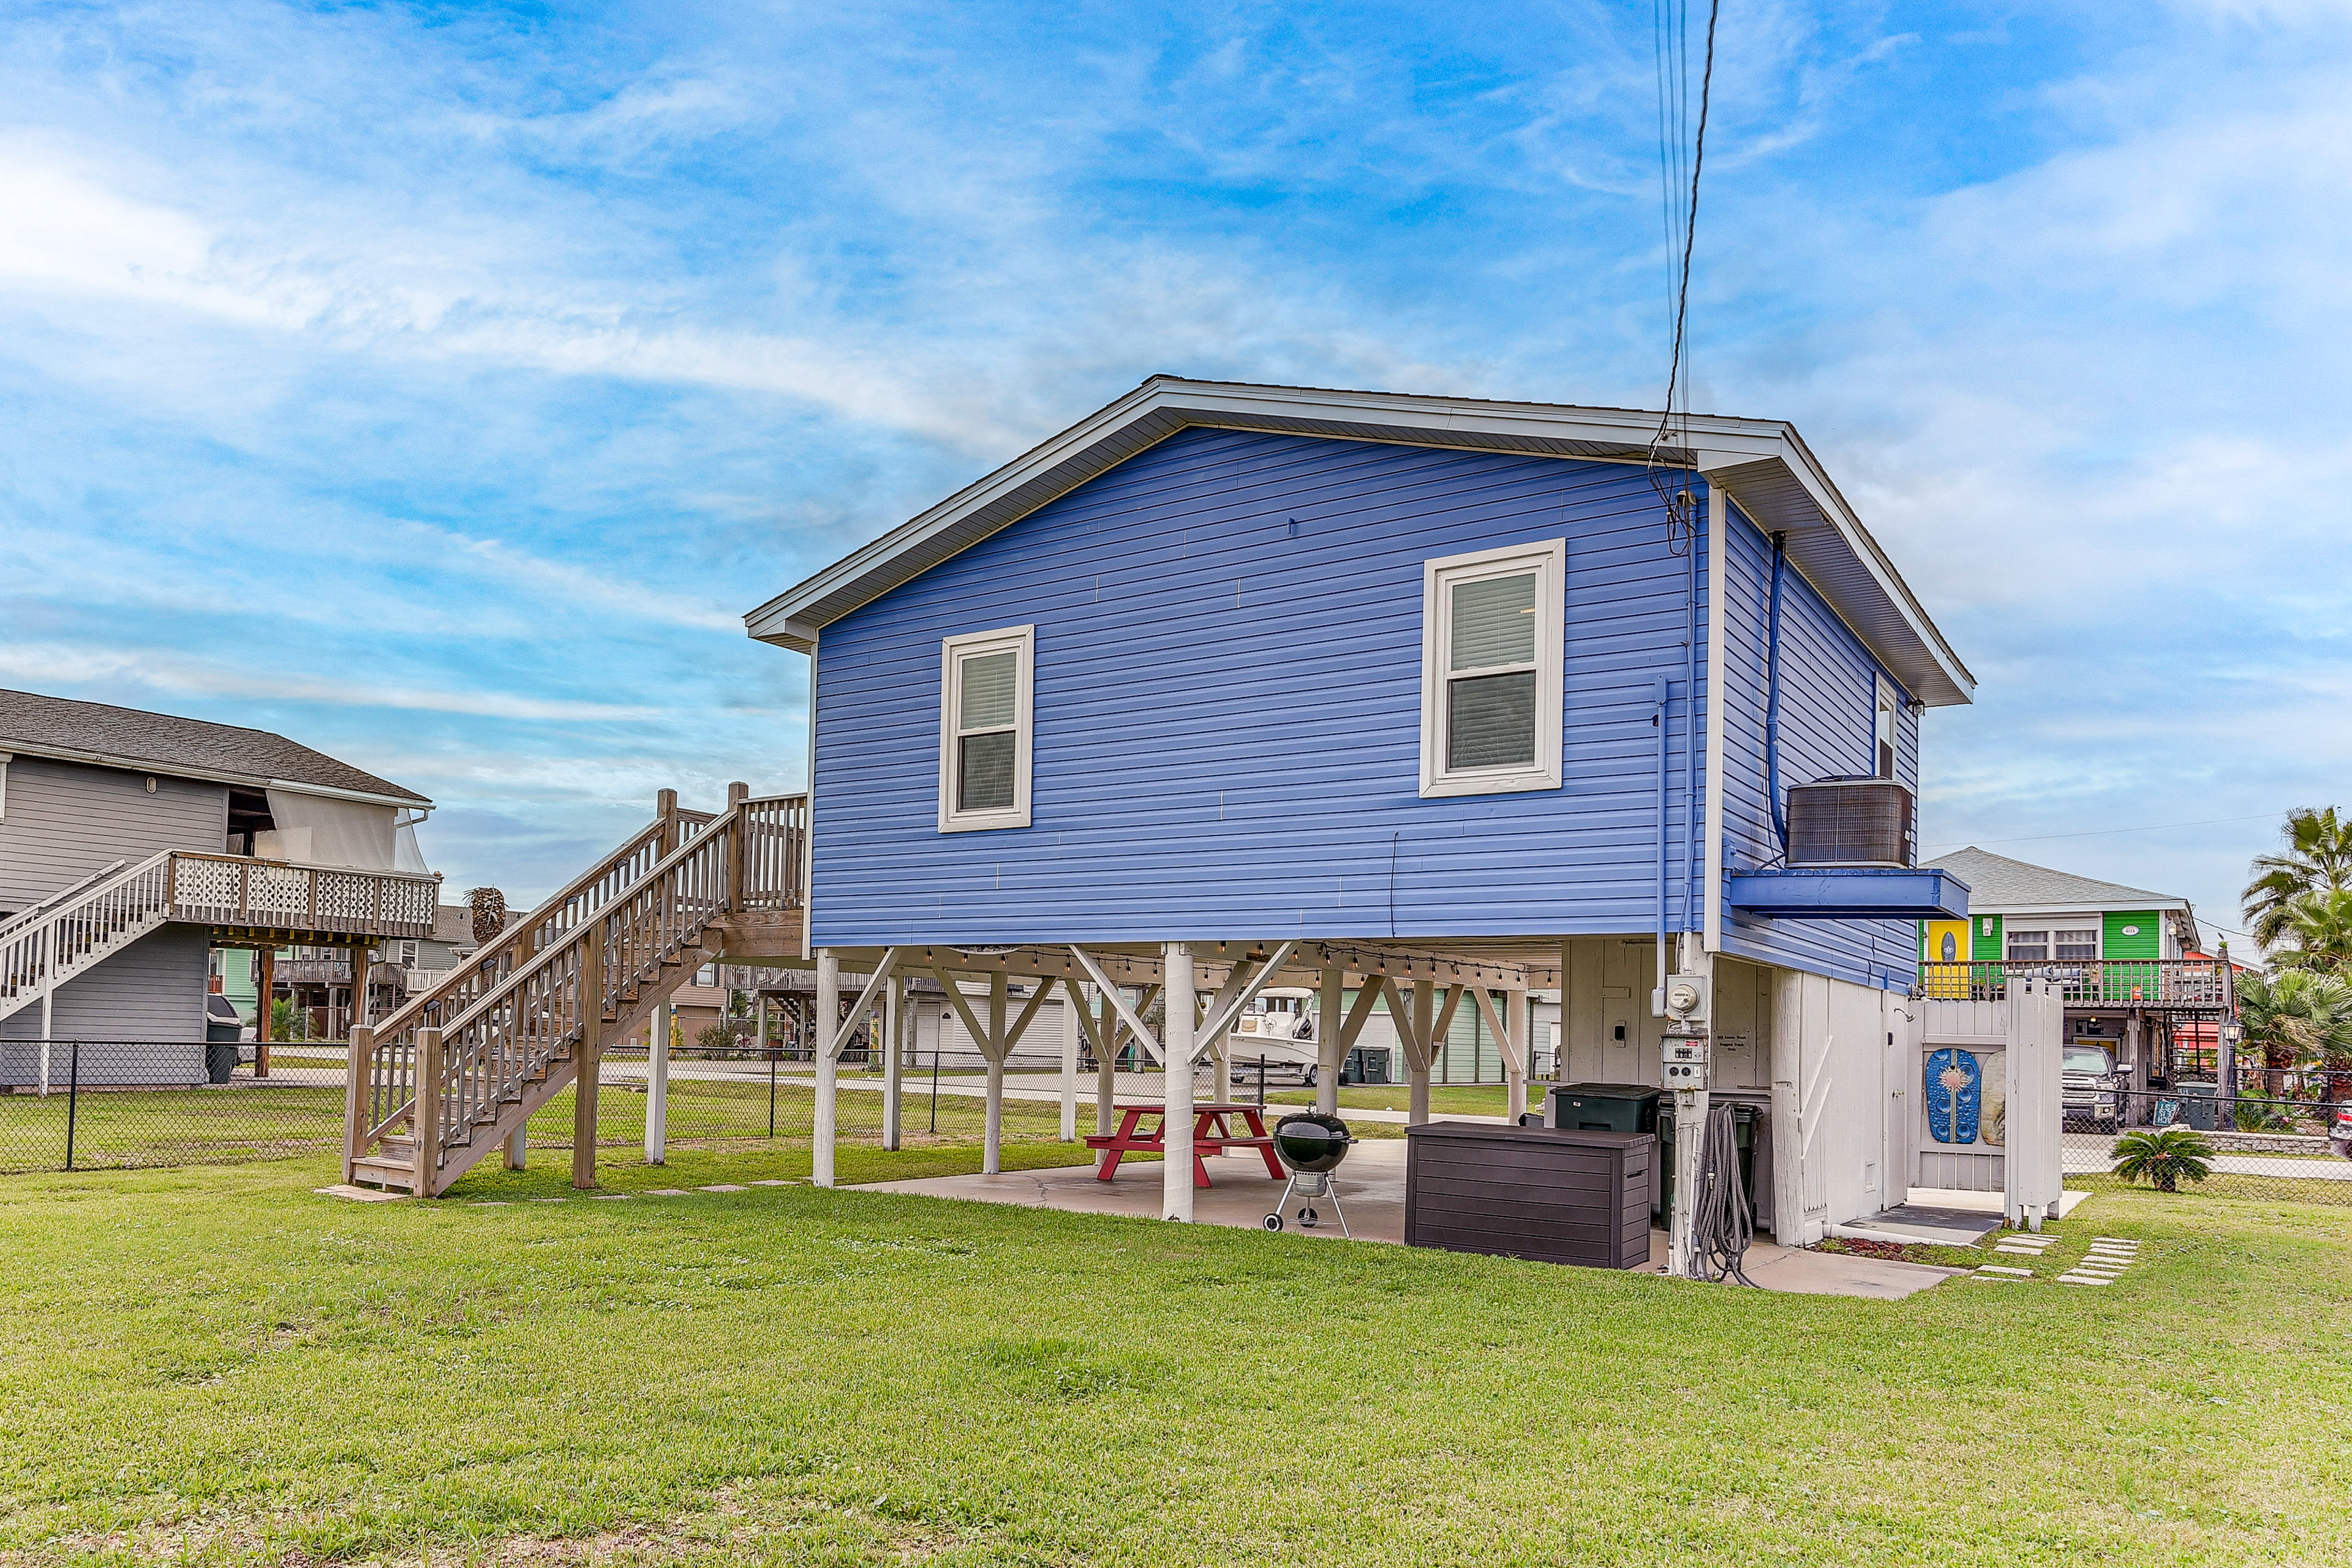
[1656,973,1712,1026]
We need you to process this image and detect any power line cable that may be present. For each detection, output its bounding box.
[1647,0,1721,554]
[1923,812,2282,853]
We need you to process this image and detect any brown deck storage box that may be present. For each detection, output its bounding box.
[1403,1121,1654,1269]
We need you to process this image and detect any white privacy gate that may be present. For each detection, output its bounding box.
[1916,978,2065,1227]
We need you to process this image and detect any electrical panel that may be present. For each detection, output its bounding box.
[1662,1038,1709,1090]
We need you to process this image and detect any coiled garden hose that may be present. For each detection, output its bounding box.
[1692,1101,1757,1286]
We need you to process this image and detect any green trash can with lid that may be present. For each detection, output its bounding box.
[1548,1082,1662,1134]
[1656,1099,1763,1224]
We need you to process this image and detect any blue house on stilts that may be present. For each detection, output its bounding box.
[745,378,1973,1257]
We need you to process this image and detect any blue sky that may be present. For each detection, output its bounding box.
[2,1,2346,944]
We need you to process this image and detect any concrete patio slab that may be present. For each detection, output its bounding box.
[853,1139,1958,1300]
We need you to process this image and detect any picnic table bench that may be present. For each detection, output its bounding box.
[1084,1102,1284,1187]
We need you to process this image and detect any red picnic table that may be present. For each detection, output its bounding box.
[1084,1102,1285,1188]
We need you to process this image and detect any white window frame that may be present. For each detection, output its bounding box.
[1874,676,1899,780]
[2051,922,2102,963]
[938,624,1035,833]
[1419,539,1566,798]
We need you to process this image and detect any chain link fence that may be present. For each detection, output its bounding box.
[0,1039,1104,1174]
[2064,1088,2352,1204]
[0,1041,348,1173]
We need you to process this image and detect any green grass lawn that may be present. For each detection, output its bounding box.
[2,1156,2346,1566]
[1262,1082,1546,1116]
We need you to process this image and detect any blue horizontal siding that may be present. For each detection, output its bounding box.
[812,428,1709,946]
[1711,500,1921,989]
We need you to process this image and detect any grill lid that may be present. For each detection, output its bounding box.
[1272,1111,1353,1173]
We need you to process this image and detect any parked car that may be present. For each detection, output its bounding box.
[2062,1043,2128,1132]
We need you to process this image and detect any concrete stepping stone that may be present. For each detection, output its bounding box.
[2057,1273,2114,1285]
[589,1193,632,1200]
[699,1185,749,1193]
[1978,1265,2035,1276]
[645,1188,690,1196]
[529,1197,570,1203]
[748,1179,796,1186]
[469,1201,511,1207]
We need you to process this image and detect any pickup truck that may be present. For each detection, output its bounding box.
[2062,1043,2130,1132]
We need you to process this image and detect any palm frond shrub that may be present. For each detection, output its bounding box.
[2111,1126,2215,1193]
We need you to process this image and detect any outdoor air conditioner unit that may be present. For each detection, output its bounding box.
[1785,778,1914,868]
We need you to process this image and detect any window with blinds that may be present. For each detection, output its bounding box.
[1419,538,1566,797]
[938,625,1034,831]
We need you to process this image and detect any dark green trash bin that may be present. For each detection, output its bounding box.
[1657,1100,1762,1224]
[206,1041,239,1084]
[1547,1082,1662,1134]
[2173,1081,2221,1131]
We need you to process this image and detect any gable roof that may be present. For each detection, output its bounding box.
[1923,847,2188,913]
[0,689,429,807]
[743,376,1975,706]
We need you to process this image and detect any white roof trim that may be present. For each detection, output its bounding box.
[1970,900,2192,916]
[744,377,1975,706]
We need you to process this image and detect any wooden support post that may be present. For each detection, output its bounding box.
[814,948,840,1188]
[571,919,605,1189]
[1409,979,1434,1125]
[645,1000,671,1166]
[882,976,903,1151]
[415,1027,443,1197]
[255,946,275,1078]
[505,1127,526,1170]
[1474,985,1531,1124]
[982,971,1007,1175]
[1058,984,1079,1142]
[1316,967,1344,1116]
[1096,985,1117,1140]
[339,943,371,1072]
[342,1023,370,1184]
[1163,942,1195,1223]
[1668,933,1711,1280]
[725,780,749,911]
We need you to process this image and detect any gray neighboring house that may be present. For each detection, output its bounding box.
[0,689,439,1085]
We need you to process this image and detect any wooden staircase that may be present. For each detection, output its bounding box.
[344,785,806,1196]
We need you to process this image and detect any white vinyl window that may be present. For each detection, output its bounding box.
[2053,927,2100,962]
[1874,679,1899,780]
[1419,539,1566,797]
[938,624,1034,832]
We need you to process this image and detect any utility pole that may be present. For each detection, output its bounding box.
[1662,931,1714,1280]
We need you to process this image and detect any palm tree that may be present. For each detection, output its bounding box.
[2270,888,2352,976]
[2243,807,2352,948]
[2234,967,2352,1102]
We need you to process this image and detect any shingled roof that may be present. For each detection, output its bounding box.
[0,689,429,805]
[1923,846,2187,911]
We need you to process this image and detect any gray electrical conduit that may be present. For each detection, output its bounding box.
[1691,1100,1757,1286]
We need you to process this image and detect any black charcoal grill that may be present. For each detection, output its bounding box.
[1265,1112,1354,1237]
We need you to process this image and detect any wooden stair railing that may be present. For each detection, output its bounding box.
[1,850,439,1028]
[345,788,805,1196]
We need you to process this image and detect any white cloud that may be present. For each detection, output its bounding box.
[0,645,659,722]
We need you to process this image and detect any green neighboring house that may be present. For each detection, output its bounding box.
[1918,846,2226,1102]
